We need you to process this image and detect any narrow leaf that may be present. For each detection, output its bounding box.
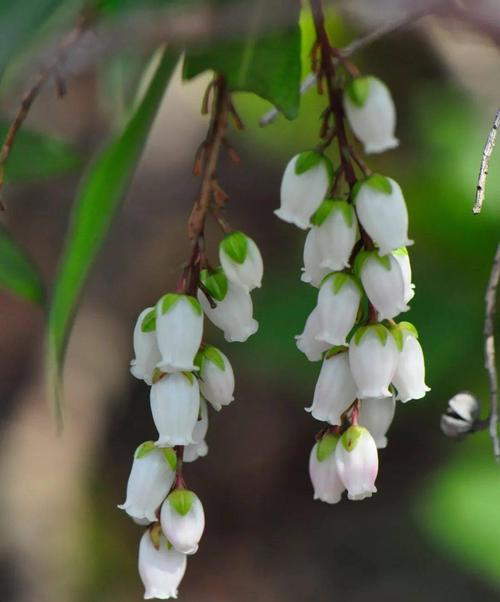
[46,49,178,424]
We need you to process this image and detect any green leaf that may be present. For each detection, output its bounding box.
[0,224,44,304]
[345,76,371,108]
[46,49,179,425]
[161,447,177,471]
[183,11,301,120]
[168,489,196,517]
[200,267,228,302]
[203,345,226,371]
[294,150,324,175]
[364,173,393,195]
[316,433,339,462]
[340,425,364,452]
[0,124,81,183]
[141,308,156,332]
[220,231,248,264]
[135,440,156,459]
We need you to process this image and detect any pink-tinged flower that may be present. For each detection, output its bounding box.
[358,396,396,449]
[335,425,378,501]
[160,490,205,555]
[309,434,345,504]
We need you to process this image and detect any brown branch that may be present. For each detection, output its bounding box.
[0,11,92,204]
[485,243,500,460]
[473,109,500,215]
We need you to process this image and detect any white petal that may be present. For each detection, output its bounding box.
[309,442,345,504]
[160,494,205,555]
[301,229,331,287]
[393,248,415,304]
[138,532,187,600]
[335,427,378,500]
[358,396,396,449]
[360,254,409,320]
[199,351,235,410]
[295,306,331,362]
[316,274,361,345]
[392,334,430,402]
[220,236,263,292]
[130,307,161,385]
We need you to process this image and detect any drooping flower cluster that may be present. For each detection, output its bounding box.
[276,44,430,502]
[121,231,262,598]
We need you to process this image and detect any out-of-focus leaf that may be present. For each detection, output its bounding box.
[46,49,178,424]
[183,3,301,119]
[416,433,500,589]
[0,124,81,183]
[0,224,44,304]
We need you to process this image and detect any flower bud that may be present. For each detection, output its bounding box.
[391,324,430,402]
[307,199,358,274]
[306,350,357,425]
[335,425,378,500]
[441,391,480,438]
[358,251,409,319]
[349,324,399,398]
[183,399,209,463]
[198,269,258,342]
[354,174,413,255]
[393,247,415,304]
[301,229,331,287]
[138,529,187,600]
[160,489,205,555]
[295,306,332,362]
[309,434,345,504]
[276,151,332,229]
[316,273,362,346]
[119,443,176,523]
[150,373,200,446]
[196,346,235,411]
[358,396,396,449]
[155,293,203,373]
[219,231,263,292]
[344,75,398,154]
[130,307,161,385]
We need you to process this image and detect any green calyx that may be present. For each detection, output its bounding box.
[294,150,334,185]
[316,433,339,462]
[152,368,164,384]
[311,198,354,228]
[340,425,366,452]
[392,246,408,257]
[200,267,228,302]
[195,345,226,372]
[346,76,371,108]
[161,448,177,471]
[182,371,195,385]
[220,231,248,265]
[324,345,349,360]
[149,523,162,550]
[354,250,391,276]
[160,293,202,316]
[141,308,156,332]
[387,321,419,351]
[353,323,390,346]
[325,272,362,296]
[352,174,392,202]
[135,440,156,459]
[168,489,196,517]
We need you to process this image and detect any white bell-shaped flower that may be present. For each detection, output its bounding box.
[276,152,331,229]
[295,306,331,362]
[316,273,362,345]
[301,230,331,287]
[130,307,161,385]
[335,425,378,500]
[155,293,203,373]
[183,399,209,463]
[358,251,409,319]
[160,490,205,555]
[306,350,357,425]
[219,231,263,292]
[344,75,398,154]
[309,434,345,504]
[392,325,430,402]
[196,346,235,411]
[358,396,396,449]
[349,324,399,398]
[448,392,479,424]
[118,443,176,523]
[150,374,200,446]
[354,175,413,255]
[306,200,358,278]
[393,247,415,304]
[198,275,258,343]
[138,530,187,600]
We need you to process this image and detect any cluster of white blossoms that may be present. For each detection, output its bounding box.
[120,230,262,599]
[275,74,430,503]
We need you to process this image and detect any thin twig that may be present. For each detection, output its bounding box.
[473,109,500,215]
[485,243,500,460]
[0,11,92,203]
[259,8,431,127]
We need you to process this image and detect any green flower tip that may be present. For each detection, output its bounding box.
[316,433,339,462]
[340,425,366,452]
[220,231,248,264]
[169,489,196,516]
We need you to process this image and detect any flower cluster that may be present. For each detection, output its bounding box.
[276,52,430,502]
[120,231,262,598]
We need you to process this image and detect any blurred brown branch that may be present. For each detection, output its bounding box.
[473,109,500,215]
[485,244,500,460]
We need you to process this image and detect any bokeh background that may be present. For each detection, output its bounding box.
[0,1,499,600]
